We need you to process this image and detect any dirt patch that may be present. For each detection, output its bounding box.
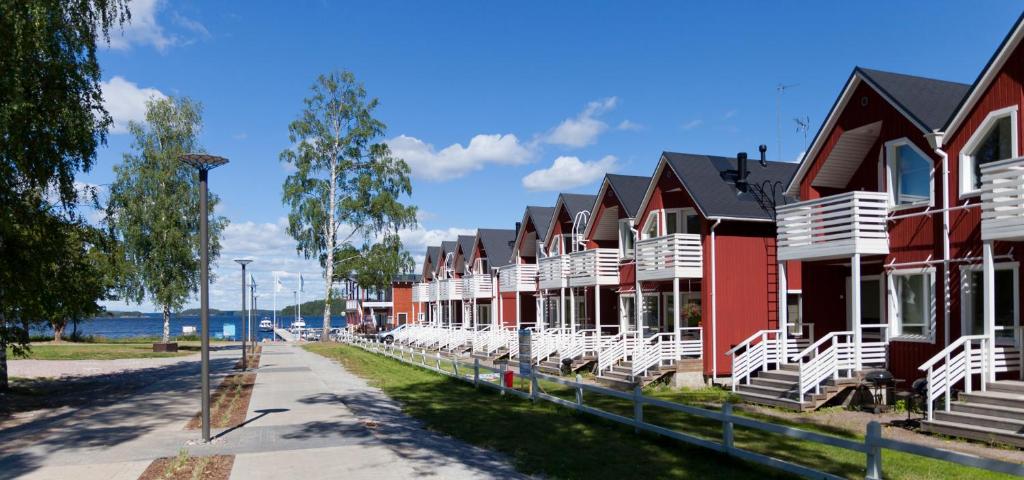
[234,345,261,370]
[138,451,234,480]
[186,371,256,429]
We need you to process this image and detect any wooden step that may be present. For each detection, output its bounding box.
[736,391,813,411]
[960,390,1024,409]
[933,410,1024,432]
[757,369,801,382]
[989,380,1024,395]
[952,400,1024,422]
[921,419,1024,448]
[750,377,799,390]
[595,374,637,390]
[736,383,799,400]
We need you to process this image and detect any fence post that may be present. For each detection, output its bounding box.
[531,369,539,402]
[499,362,507,396]
[722,402,734,455]
[865,421,882,480]
[453,359,459,378]
[633,386,644,433]
[575,374,583,406]
[474,358,480,388]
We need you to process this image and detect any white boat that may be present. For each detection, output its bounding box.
[290,318,306,329]
[259,319,273,332]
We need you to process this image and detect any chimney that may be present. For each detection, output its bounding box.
[758,144,768,167]
[736,152,748,192]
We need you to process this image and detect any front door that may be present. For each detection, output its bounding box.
[847,276,884,340]
[963,265,1018,345]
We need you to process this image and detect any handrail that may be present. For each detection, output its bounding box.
[790,330,853,362]
[919,334,989,371]
[725,329,774,357]
[918,335,992,421]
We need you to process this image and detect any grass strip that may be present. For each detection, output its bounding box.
[138,449,233,480]
[186,371,256,429]
[5,343,195,361]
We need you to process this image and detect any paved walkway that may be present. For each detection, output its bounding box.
[2,343,524,479]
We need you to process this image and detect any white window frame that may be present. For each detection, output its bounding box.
[663,208,699,235]
[618,219,635,259]
[664,291,701,330]
[960,262,1019,345]
[786,290,804,336]
[640,211,659,240]
[959,105,1019,197]
[887,267,936,343]
[884,138,934,210]
[397,313,407,324]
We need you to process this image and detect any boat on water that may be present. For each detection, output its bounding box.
[290,318,306,330]
[259,319,273,332]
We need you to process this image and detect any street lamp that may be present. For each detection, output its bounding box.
[235,258,253,371]
[180,153,228,444]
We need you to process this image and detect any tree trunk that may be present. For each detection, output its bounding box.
[52,321,65,343]
[0,324,8,392]
[323,159,337,341]
[162,304,171,343]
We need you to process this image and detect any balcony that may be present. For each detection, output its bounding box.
[460,274,492,299]
[776,190,889,262]
[980,156,1024,241]
[428,281,439,302]
[412,282,430,303]
[436,278,463,301]
[635,234,702,281]
[567,248,619,287]
[345,299,359,311]
[498,264,538,292]
[538,255,569,290]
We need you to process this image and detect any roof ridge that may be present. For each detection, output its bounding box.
[856,66,970,88]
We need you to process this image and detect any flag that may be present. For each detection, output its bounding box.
[299,274,304,293]
[275,274,284,293]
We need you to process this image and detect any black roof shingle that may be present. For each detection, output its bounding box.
[662,152,798,221]
[605,174,652,217]
[857,67,971,131]
[477,228,516,269]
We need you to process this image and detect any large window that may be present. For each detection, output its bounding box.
[786,292,803,336]
[886,139,932,207]
[962,264,1018,342]
[961,107,1018,194]
[618,219,635,258]
[619,295,636,330]
[889,269,935,339]
[641,211,658,239]
[665,208,700,234]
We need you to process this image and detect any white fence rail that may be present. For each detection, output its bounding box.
[538,255,569,290]
[635,234,702,281]
[499,264,538,292]
[349,338,1024,480]
[980,156,1024,241]
[567,248,619,286]
[776,190,889,261]
[461,274,492,299]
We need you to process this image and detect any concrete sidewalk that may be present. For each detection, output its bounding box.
[3,343,524,479]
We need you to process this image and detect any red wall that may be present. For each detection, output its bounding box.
[391,283,413,325]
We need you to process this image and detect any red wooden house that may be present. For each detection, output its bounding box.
[497,205,555,328]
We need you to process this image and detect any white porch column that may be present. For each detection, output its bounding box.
[498,289,504,328]
[851,253,862,372]
[595,286,602,337]
[559,288,566,330]
[515,290,521,329]
[778,261,789,364]
[673,277,681,359]
[536,294,543,331]
[983,241,996,382]
[569,287,576,332]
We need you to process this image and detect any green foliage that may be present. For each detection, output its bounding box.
[280,71,416,330]
[334,233,414,292]
[106,97,228,341]
[278,299,345,316]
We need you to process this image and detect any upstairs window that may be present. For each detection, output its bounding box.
[618,219,635,258]
[961,107,1018,195]
[886,139,932,208]
[641,211,658,239]
[665,208,700,234]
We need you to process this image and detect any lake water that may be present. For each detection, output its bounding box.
[34,313,348,341]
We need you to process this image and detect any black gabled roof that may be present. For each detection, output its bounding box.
[857,67,970,131]
[477,228,516,269]
[561,193,597,220]
[605,174,651,217]
[662,152,798,221]
[439,240,457,268]
[456,234,475,259]
[526,206,555,240]
[426,246,440,268]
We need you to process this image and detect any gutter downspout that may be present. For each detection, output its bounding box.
[710,218,722,383]
[630,222,641,332]
[928,132,951,347]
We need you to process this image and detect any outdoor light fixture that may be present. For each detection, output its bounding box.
[179,153,228,443]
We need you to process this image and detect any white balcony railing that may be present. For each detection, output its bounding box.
[538,255,569,290]
[345,299,359,311]
[412,282,430,303]
[436,278,463,301]
[776,190,889,261]
[980,156,1024,241]
[498,264,538,292]
[460,274,492,299]
[635,233,702,281]
[567,248,619,287]
[428,281,439,302]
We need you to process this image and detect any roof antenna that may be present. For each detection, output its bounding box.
[776,83,799,161]
[794,116,810,158]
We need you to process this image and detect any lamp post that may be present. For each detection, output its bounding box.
[249,275,257,343]
[180,153,228,443]
[235,259,253,370]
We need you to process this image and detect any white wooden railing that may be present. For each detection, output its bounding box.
[776,191,889,261]
[436,278,463,301]
[428,281,439,302]
[597,331,640,373]
[559,328,599,360]
[979,156,1024,241]
[568,248,619,287]
[460,274,492,299]
[345,299,359,310]
[631,333,675,378]
[538,255,569,290]
[635,234,702,281]
[499,264,538,292]
[790,332,856,401]
[412,282,430,303]
[725,327,814,390]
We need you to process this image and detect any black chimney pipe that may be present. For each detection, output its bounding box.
[759,144,768,167]
[736,152,748,191]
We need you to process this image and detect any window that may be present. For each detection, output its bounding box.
[574,294,588,326]
[417,312,425,322]
[665,209,700,234]
[961,107,1018,194]
[641,294,660,334]
[664,292,701,331]
[786,292,803,336]
[397,313,407,325]
[474,257,488,274]
[641,211,658,239]
[889,269,935,339]
[886,139,932,207]
[961,264,1018,343]
[476,304,492,326]
[619,295,636,330]
[618,219,635,258]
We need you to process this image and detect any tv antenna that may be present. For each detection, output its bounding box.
[776,83,799,161]
[794,115,811,158]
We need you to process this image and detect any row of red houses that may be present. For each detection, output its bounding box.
[379,14,1024,442]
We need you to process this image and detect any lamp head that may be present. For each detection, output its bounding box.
[180,153,229,171]
[234,258,253,266]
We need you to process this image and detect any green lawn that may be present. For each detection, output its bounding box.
[6,342,197,360]
[305,344,1017,480]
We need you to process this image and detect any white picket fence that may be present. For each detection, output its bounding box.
[349,337,1024,480]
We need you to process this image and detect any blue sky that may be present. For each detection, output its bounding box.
[86,1,1022,311]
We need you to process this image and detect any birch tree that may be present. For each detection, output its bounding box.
[281,71,416,339]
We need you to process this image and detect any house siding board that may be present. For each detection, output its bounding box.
[391,283,413,325]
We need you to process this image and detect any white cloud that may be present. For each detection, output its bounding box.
[522,155,618,191]
[388,133,532,181]
[617,119,643,131]
[399,226,477,273]
[105,0,208,52]
[723,109,737,119]
[544,97,618,148]
[100,76,166,133]
[681,119,703,130]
